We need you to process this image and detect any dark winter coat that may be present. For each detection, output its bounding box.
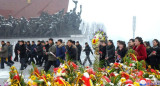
[99,46,106,60]
[14,43,19,53]
[133,44,147,61]
[45,44,49,52]
[31,44,37,56]
[8,45,13,57]
[26,44,31,55]
[148,46,160,65]
[76,44,82,56]
[36,44,43,56]
[19,44,26,58]
[84,45,93,56]
[66,45,77,61]
[56,44,66,60]
[0,44,8,58]
[117,48,127,59]
[106,45,115,63]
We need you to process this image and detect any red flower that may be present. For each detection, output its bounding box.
[103,76,111,82]
[53,68,59,73]
[87,68,96,75]
[129,64,132,67]
[151,69,157,74]
[13,75,20,81]
[125,80,133,84]
[138,71,143,77]
[121,72,130,79]
[69,62,78,69]
[114,62,119,67]
[99,51,102,54]
[110,73,115,77]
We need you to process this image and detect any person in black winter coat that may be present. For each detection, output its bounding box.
[116,41,127,63]
[144,41,151,65]
[105,40,115,65]
[14,41,20,62]
[99,41,107,68]
[36,40,43,66]
[148,39,160,70]
[76,41,82,64]
[28,41,37,65]
[66,40,77,61]
[18,40,27,70]
[83,42,93,66]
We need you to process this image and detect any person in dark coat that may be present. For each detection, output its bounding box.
[116,41,127,63]
[0,41,11,69]
[99,41,107,68]
[144,41,151,65]
[14,41,20,62]
[116,40,121,51]
[133,37,147,61]
[6,41,14,64]
[26,41,31,64]
[76,41,82,64]
[18,40,27,70]
[36,40,43,66]
[56,39,66,66]
[148,39,160,70]
[66,40,77,61]
[40,41,47,66]
[83,42,93,66]
[72,41,78,62]
[28,41,37,65]
[44,38,57,72]
[105,40,115,65]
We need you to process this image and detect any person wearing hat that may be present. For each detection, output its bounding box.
[18,40,27,70]
[83,42,93,66]
[76,41,82,64]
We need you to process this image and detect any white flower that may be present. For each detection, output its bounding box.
[125,84,134,86]
[8,82,11,85]
[6,78,10,82]
[39,79,44,81]
[110,63,113,66]
[47,81,51,86]
[140,80,146,85]
[109,82,114,86]
[62,73,66,76]
[132,63,135,66]
[83,72,90,78]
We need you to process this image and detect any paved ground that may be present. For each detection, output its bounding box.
[0,52,95,85]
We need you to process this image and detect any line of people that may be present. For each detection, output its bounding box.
[99,37,160,70]
[0,38,94,72]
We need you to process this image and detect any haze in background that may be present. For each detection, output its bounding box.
[68,0,160,45]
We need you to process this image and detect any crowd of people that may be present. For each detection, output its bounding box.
[0,37,160,72]
[99,37,160,70]
[0,38,93,72]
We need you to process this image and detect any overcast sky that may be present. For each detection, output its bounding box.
[68,0,160,43]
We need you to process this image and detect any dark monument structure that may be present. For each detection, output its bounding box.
[0,0,82,38]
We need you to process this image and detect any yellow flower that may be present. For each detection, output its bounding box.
[31,75,36,80]
[120,78,126,83]
[57,68,62,73]
[107,70,111,73]
[64,65,68,69]
[148,65,151,69]
[47,74,51,79]
[134,82,140,86]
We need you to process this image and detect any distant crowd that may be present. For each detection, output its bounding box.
[0,37,160,72]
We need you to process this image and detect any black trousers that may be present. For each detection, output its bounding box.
[8,56,14,64]
[37,55,43,65]
[14,52,18,61]
[1,57,11,68]
[20,58,27,70]
[44,60,58,72]
[28,55,36,64]
[78,53,82,64]
[83,54,92,65]
[41,55,48,66]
